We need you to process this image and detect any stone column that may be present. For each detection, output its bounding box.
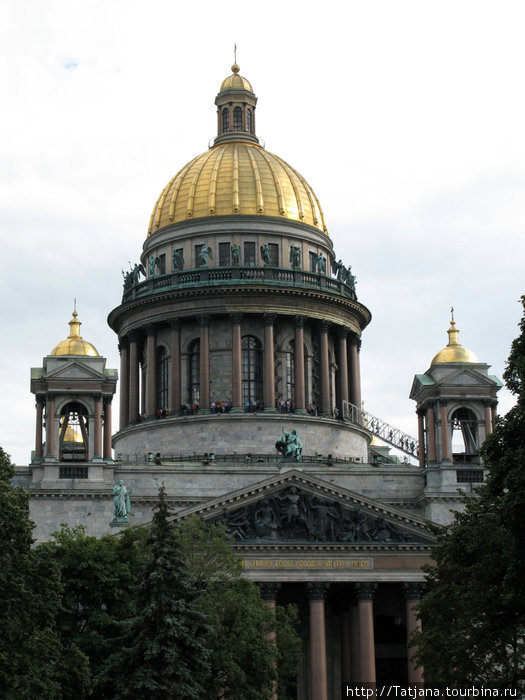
[119,337,129,428]
[128,331,140,423]
[45,393,56,459]
[427,403,437,463]
[483,400,493,437]
[417,409,426,467]
[348,333,362,408]
[338,328,349,413]
[404,583,425,684]
[103,397,113,460]
[439,400,450,462]
[307,583,329,700]
[263,314,276,412]
[35,396,44,460]
[170,321,181,414]
[199,315,210,412]
[355,582,377,682]
[93,394,102,459]
[145,326,157,417]
[294,316,306,412]
[231,314,243,411]
[341,608,352,682]
[259,583,281,700]
[319,321,331,416]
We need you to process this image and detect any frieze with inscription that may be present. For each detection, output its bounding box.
[211,486,424,544]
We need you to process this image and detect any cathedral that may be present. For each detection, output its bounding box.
[17,64,502,698]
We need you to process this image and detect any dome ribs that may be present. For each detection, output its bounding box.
[246,145,264,213]
[258,148,286,215]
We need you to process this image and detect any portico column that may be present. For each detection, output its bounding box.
[103,397,113,460]
[170,321,181,414]
[319,321,331,416]
[348,333,362,408]
[338,328,349,413]
[231,314,243,411]
[34,396,44,460]
[404,583,425,684]
[417,409,426,467]
[263,314,276,412]
[483,400,493,437]
[259,583,281,700]
[145,326,157,417]
[294,316,306,412]
[119,337,129,428]
[439,400,451,461]
[128,331,140,423]
[427,403,437,463]
[45,393,56,459]
[307,583,329,700]
[355,582,377,682]
[93,394,102,459]
[200,315,210,412]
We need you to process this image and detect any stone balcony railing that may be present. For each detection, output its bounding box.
[122,265,357,303]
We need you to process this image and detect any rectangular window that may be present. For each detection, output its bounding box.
[157,254,166,275]
[244,242,256,266]
[219,242,231,267]
[268,243,279,266]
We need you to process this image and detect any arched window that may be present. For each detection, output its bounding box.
[189,339,200,405]
[233,106,243,131]
[222,107,230,133]
[246,108,253,134]
[59,401,88,461]
[156,346,168,411]
[242,336,263,406]
[451,407,479,456]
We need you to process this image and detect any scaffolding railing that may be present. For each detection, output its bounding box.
[342,401,419,460]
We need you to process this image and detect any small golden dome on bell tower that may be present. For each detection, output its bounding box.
[50,308,99,357]
[431,308,479,365]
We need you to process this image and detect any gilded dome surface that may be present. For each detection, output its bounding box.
[219,64,253,92]
[50,311,99,357]
[148,142,327,236]
[431,315,478,365]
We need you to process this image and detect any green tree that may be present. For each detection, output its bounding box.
[40,524,146,697]
[0,447,91,699]
[177,516,302,699]
[103,488,210,699]
[413,297,525,690]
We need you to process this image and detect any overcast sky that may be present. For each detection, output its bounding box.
[1,0,523,466]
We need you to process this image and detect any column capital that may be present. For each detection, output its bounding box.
[403,582,425,601]
[128,329,140,342]
[118,336,129,353]
[104,395,114,406]
[438,399,448,408]
[319,320,331,333]
[482,398,497,408]
[348,331,361,348]
[258,582,281,601]
[354,582,377,601]
[338,326,349,339]
[230,313,243,324]
[92,392,103,402]
[199,314,210,327]
[46,392,56,402]
[35,394,46,405]
[294,315,306,328]
[416,408,426,417]
[263,313,276,326]
[145,324,157,337]
[307,582,330,601]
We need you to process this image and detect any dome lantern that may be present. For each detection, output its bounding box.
[214,63,259,146]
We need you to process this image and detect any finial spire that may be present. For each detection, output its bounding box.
[234,43,237,65]
[451,306,454,323]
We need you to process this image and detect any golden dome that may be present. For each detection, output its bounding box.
[431,312,478,365]
[219,64,253,92]
[50,310,99,357]
[148,142,328,235]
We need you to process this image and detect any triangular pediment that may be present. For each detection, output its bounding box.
[45,361,105,381]
[172,470,437,548]
[434,367,496,388]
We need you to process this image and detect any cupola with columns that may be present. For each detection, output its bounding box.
[109,64,371,461]
[30,308,117,468]
[410,309,502,522]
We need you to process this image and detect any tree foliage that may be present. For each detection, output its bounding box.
[413,297,525,690]
[0,447,91,699]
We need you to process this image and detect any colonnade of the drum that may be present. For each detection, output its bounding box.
[118,314,363,428]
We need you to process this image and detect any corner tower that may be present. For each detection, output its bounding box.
[410,311,502,522]
[109,65,371,461]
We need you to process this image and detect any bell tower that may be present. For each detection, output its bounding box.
[30,309,117,474]
[410,311,502,522]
